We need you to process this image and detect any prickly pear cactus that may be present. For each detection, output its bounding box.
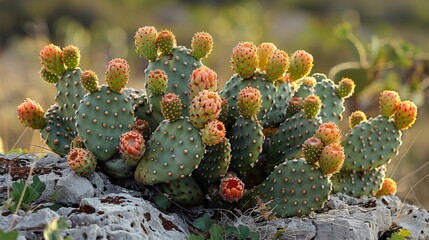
[332,166,386,197]
[134,117,204,185]
[248,158,331,217]
[158,176,204,206]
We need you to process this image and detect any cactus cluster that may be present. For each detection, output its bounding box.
[17,26,418,219]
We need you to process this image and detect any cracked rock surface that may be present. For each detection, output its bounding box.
[1,154,429,240]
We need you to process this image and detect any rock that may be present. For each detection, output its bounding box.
[55,169,95,206]
[63,193,189,240]
[1,154,429,240]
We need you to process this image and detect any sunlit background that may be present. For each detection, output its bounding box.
[0,0,428,208]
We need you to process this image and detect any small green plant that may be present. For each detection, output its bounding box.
[0,229,18,240]
[1,175,46,212]
[188,213,259,240]
[391,229,412,240]
[6,148,29,155]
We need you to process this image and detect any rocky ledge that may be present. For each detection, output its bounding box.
[1,153,428,240]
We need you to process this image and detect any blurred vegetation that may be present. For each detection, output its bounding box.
[0,0,428,209]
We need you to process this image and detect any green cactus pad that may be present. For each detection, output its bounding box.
[145,46,202,115]
[249,158,331,217]
[158,176,204,206]
[134,26,158,61]
[40,104,75,156]
[191,32,213,60]
[312,73,328,82]
[193,139,231,186]
[62,45,80,69]
[55,68,87,128]
[262,81,294,128]
[75,85,134,161]
[268,111,322,169]
[220,72,276,127]
[40,66,59,84]
[134,117,205,185]
[104,157,135,179]
[293,80,315,99]
[132,93,163,132]
[332,166,386,197]
[229,116,264,175]
[314,78,346,124]
[342,116,402,171]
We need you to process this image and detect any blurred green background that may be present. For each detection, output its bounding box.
[0,0,428,209]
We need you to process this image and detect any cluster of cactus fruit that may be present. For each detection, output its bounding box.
[17,26,417,218]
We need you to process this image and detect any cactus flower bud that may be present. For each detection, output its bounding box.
[319,143,345,175]
[80,70,100,93]
[119,131,146,166]
[315,122,341,145]
[394,100,417,130]
[189,66,218,99]
[189,90,222,129]
[220,173,245,203]
[288,50,314,82]
[135,26,158,61]
[202,119,226,146]
[237,87,262,119]
[379,90,401,118]
[147,69,168,95]
[156,29,176,55]
[160,93,183,122]
[105,58,130,93]
[375,178,397,198]
[231,42,259,78]
[39,44,65,76]
[257,42,277,71]
[336,78,355,98]
[266,49,289,82]
[303,95,321,119]
[191,31,213,60]
[62,45,80,69]
[302,137,323,165]
[68,148,97,175]
[17,98,46,129]
[349,110,367,128]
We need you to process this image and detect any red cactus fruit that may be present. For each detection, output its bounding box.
[266,49,290,82]
[39,66,59,84]
[315,122,341,145]
[191,32,213,60]
[237,87,262,119]
[189,66,218,99]
[62,45,80,69]
[230,42,259,78]
[80,70,100,93]
[379,90,401,118]
[202,119,226,146]
[257,42,277,71]
[105,58,130,93]
[375,178,397,198]
[160,93,183,122]
[394,100,417,130]
[119,131,146,164]
[220,173,245,203]
[302,137,324,165]
[319,143,345,175]
[336,78,355,98]
[348,110,367,128]
[134,26,158,61]
[288,50,314,82]
[147,69,168,95]
[189,90,222,129]
[39,44,65,76]
[155,29,176,55]
[67,148,97,175]
[17,98,46,129]
[287,97,304,116]
[303,95,321,118]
